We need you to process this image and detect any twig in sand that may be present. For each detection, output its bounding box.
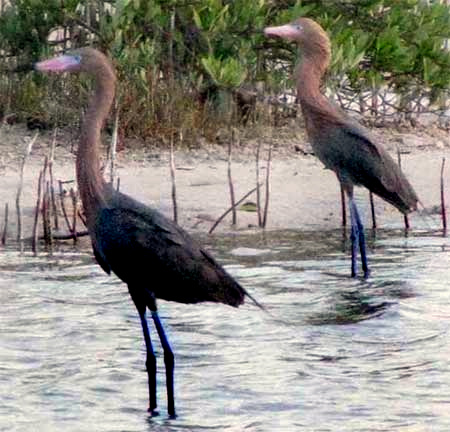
[397,148,410,230]
[32,156,49,254]
[59,180,75,239]
[77,209,87,227]
[42,184,49,243]
[1,203,8,245]
[170,132,178,223]
[48,128,59,230]
[16,132,39,245]
[70,187,78,243]
[441,157,447,234]
[262,139,273,228]
[228,129,237,225]
[209,185,261,234]
[43,230,89,240]
[42,181,53,253]
[32,170,44,255]
[256,140,262,227]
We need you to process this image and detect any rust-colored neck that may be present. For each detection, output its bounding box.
[76,60,116,225]
[296,58,323,102]
[296,51,344,130]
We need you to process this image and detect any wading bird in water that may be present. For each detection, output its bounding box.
[35,48,262,418]
[264,18,418,278]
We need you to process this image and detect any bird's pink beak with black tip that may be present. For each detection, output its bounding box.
[264,24,300,41]
[34,55,80,72]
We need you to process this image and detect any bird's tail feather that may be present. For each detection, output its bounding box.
[245,290,266,311]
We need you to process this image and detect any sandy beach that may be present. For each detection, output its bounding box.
[0,123,449,243]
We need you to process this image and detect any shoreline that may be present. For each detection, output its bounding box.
[0,123,449,244]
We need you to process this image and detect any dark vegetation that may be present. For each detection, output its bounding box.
[0,0,449,147]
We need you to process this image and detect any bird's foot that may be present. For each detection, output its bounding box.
[148,408,160,417]
[168,412,177,420]
[349,269,371,279]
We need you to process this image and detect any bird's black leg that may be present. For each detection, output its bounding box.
[136,308,159,416]
[354,204,369,278]
[151,310,176,419]
[129,288,159,416]
[348,196,359,277]
[349,197,370,278]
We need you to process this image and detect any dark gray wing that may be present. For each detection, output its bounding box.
[314,121,418,213]
[91,195,247,307]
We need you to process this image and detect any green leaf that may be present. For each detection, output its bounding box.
[201,56,247,88]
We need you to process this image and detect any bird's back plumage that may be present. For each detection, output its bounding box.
[92,191,248,307]
[301,99,418,214]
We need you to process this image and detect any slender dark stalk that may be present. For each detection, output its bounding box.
[369,191,377,230]
[59,180,75,239]
[77,209,87,227]
[70,188,78,243]
[256,140,262,227]
[170,133,178,223]
[42,156,49,184]
[32,156,49,254]
[397,148,410,230]
[43,230,89,240]
[1,203,8,245]
[32,170,44,255]
[209,185,261,234]
[441,157,447,234]
[47,181,53,249]
[49,128,59,230]
[43,181,53,254]
[262,140,272,228]
[228,129,237,225]
[42,184,49,243]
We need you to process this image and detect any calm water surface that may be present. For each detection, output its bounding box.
[1,229,450,431]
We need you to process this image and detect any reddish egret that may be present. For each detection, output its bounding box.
[35,47,262,418]
[264,18,418,278]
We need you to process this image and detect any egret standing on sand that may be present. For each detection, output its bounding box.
[35,47,262,418]
[264,17,418,278]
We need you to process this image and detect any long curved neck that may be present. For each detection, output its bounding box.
[296,53,344,131]
[76,63,115,224]
[296,57,323,101]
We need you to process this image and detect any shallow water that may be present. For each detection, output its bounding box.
[1,229,450,431]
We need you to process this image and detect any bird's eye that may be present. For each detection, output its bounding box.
[73,54,82,63]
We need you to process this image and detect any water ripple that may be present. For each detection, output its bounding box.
[1,229,450,431]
